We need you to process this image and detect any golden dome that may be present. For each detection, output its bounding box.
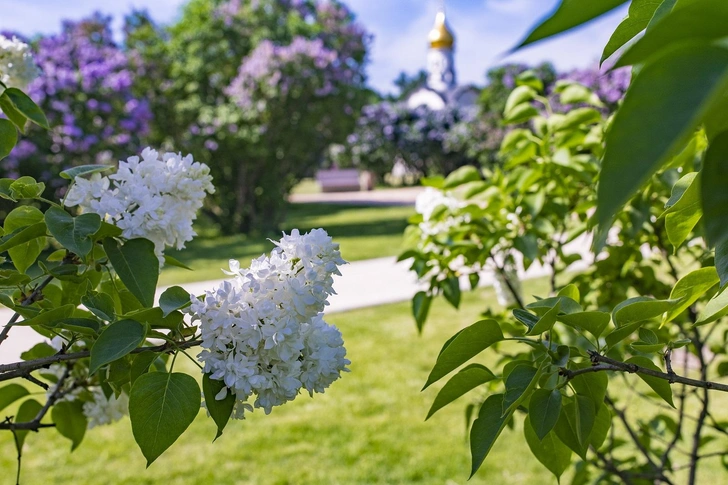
[428,11,454,49]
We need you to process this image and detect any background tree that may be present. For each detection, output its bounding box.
[128,0,370,234]
[2,14,151,198]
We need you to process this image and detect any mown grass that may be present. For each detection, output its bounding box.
[3,278,728,484]
[159,203,413,286]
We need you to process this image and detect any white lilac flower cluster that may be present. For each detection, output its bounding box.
[64,147,214,264]
[414,187,465,238]
[187,229,350,418]
[0,34,39,89]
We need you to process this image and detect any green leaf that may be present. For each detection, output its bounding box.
[4,206,46,274]
[9,176,45,200]
[616,0,728,68]
[81,291,116,322]
[129,372,201,466]
[517,0,628,49]
[103,238,159,308]
[513,308,539,330]
[602,0,665,63]
[558,83,603,107]
[3,88,49,129]
[663,267,720,325]
[124,307,183,330]
[17,304,75,327]
[0,118,17,160]
[0,384,30,412]
[526,296,582,315]
[163,254,193,271]
[571,364,608,409]
[613,297,678,326]
[442,275,461,309]
[697,286,728,325]
[647,0,677,30]
[606,321,644,348]
[589,403,612,450]
[20,342,56,360]
[89,319,146,374]
[57,318,100,335]
[716,240,728,293]
[442,165,481,189]
[526,301,560,336]
[426,364,495,420]
[558,311,611,339]
[504,85,538,117]
[0,95,27,133]
[412,291,432,333]
[423,319,503,390]
[45,207,101,258]
[504,104,539,124]
[159,286,192,317]
[702,131,728,286]
[52,400,87,451]
[557,284,580,302]
[15,399,43,450]
[662,172,702,248]
[625,355,675,407]
[469,394,511,478]
[502,364,542,417]
[558,108,602,131]
[524,416,572,480]
[569,395,596,447]
[529,389,562,440]
[0,222,47,255]
[597,44,728,228]
[202,374,235,441]
[130,352,160,386]
[554,399,587,459]
[60,164,113,180]
[516,70,544,91]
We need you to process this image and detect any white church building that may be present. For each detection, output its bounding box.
[406,9,480,111]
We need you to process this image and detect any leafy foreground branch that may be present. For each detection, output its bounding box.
[561,351,728,393]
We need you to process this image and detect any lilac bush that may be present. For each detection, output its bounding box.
[129,0,369,233]
[338,103,500,180]
[3,14,151,192]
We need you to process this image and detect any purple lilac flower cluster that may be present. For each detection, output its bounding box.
[226,37,348,111]
[3,14,151,187]
[338,102,497,178]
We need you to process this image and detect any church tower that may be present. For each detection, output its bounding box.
[405,3,478,111]
[426,9,456,94]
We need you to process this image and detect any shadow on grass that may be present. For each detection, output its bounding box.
[165,203,413,267]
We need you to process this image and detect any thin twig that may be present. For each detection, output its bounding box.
[559,352,728,393]
[688,328,709,485]
[0,275,55,347]
[0,339,202,382]
[604,395,666,482]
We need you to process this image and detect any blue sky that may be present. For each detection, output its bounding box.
[0,0,627,93]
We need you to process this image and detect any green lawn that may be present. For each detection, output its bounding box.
[3,279,727,484]
[159,203,414,286]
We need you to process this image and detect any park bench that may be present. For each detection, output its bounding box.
[316,169,369,192]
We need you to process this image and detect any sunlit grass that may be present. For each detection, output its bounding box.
[3,277,727,484]
[159,203,413,286]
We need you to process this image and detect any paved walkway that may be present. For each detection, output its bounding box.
[288,186,424,205]
[0,233,594,365]
[0,187,596,365]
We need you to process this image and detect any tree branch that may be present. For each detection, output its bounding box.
[604,395,667,482]
[0,275,55,347]
[689,328,709,485]
[559,351,728,393]
[0,339,202,383]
